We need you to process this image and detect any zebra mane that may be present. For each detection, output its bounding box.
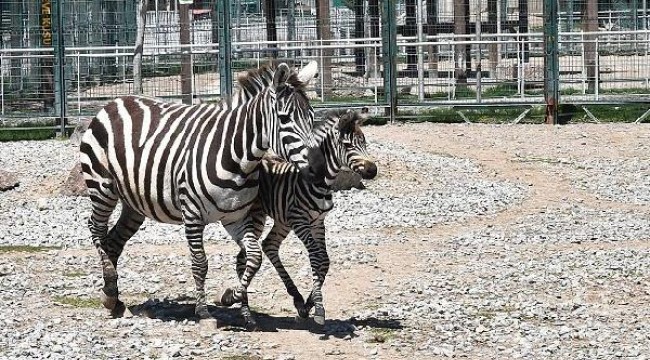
[314,108,366,138]
[236,62,307,99]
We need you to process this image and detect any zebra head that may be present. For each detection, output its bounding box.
[315,107,377,181]
[336,107,377,180]
[268,61,321,180]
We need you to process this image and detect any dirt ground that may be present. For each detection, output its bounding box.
[3,123,650,359]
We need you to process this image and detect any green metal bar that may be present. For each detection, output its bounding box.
[51,0,67,134]
[217,0,233,98]
[382,0,397,123]
[543,0,559,124]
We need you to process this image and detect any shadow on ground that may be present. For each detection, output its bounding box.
[127,297,404,338]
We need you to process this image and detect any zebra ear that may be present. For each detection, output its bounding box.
[297,61,319,84]
[358,107,370,125]
[273,63,291,88]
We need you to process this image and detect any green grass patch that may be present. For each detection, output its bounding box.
[325,96,378,104]
[601,87,650,95]
[388,103,648,124]
[220,355,262,360]
[0,245,60,254]
[52,295,102,308]
[0,127,56,142]
[577,104,650,123]
[63,270,88,278]
[365,327,397,343]
[482,84,519,98]
[0,119,60,142]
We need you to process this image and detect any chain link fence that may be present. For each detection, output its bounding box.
[1,0,650,128]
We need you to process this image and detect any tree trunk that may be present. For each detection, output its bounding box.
[487,0,498,76]
[103,0,118,78]
[133,0,149,95]
[264,0,278,58]
[404,0,417,75]
[519,0,529,63]
[368,0,380,77]
[316,0,333,97]
[454,0,468,88]
[584,0,598,93]
[426,0,438,78]
[9,0,23,92]
[179,3,192,104]
[353,0,365,75]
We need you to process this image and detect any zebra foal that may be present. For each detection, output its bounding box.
[231,107,377,325]
[79,62,320,328]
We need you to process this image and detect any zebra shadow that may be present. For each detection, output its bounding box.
[127,297,404,336]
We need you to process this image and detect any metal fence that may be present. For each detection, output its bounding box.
[1,0,650,128]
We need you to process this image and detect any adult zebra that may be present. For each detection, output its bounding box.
[79,62,320,328]
[227,107,377,325]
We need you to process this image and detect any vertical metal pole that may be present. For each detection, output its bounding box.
[52,0,67,134]
[417,0,425,102]
[543,0,559,124]
[382,0,397,123]
[217,0,233,98]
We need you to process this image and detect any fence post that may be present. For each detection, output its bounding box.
[217,0,232,98]
[382,0,397,123]
[543,0,559,124]
[51,0,67,135]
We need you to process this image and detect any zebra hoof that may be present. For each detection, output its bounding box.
[314,305,325,325]
[110,300,127,318]
[244,319,259,332]
[195,305,212,320]
[100,290,117,310]
[215,288,237,307]
[297,306,310,319]
[313,314,325,326]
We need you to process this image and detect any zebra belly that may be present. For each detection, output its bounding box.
[114,177,184,224]
[195,186,259,224]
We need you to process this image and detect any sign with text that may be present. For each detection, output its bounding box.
[41,0,52,46]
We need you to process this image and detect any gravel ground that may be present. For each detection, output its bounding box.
[1,123,650,359]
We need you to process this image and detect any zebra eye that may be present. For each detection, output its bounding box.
[279,114,292,124]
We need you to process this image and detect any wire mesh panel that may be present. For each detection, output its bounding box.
[0,0,55,121]
[2,0,650,126]
[559,0,650,104]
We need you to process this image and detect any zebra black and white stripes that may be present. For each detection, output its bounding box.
[79,62,319,327]
[232,107,377,325]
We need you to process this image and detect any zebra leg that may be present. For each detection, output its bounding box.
[101,204,145,317]
[184,222,211,320]
[223,217,263,330]
[297,219,329,325]
[86,182,121,313]
[261,223,307,318]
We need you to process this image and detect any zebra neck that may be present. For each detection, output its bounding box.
[316,126,344,188]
